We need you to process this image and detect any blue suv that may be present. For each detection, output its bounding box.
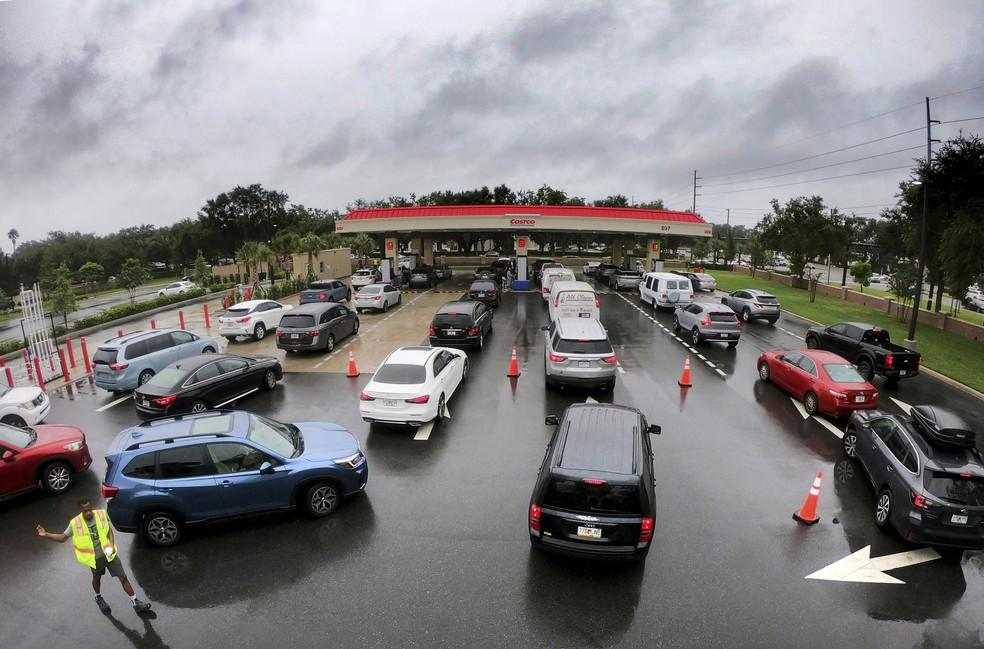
[101,410,368,546]
[92,328,219,392]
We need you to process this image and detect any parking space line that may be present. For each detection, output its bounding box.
[616,364,626,375]
[715,368,727,377]
[95,394,132,412]
[703,360,715,367]
[890,397,914,414]
[696,353,707,361]
[789,396,809,419]
[413,421,434,441]
[812,415,845,439]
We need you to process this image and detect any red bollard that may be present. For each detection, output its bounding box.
[225,296,231,309]
[245,287,253,301]
[23,349,33,382]
[33,357,45,391]
[203,304,211,329]
[118,329,123,338]
[66,336,76,368]
[150,319,157,329]
[4,366,13,388]
[81,337,92,374]
[0,357,4,367]
[179,311,186,330]
[58,348,71,383]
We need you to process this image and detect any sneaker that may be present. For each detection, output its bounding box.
[132,598,152,613]
[95,595,111,614]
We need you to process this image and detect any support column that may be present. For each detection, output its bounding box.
[382,235,399,283]
[513,234,530,289]
[422,238,434,266]
[646,239,662,272]
[612,240,623,267]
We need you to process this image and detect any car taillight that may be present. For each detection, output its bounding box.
[549,353,567,363]
[428,326,436,336]
[601,355,617,364]
[828,389,848,400]
[238,316,251,323]
[405,395,430,404]
[529,504,542,533]
[359,391,375,401]
[373,295,382,300]
[885,354,894,369]
[109,363,128,371]
[584,478,607,485]
[151,395,177,406]
[276,331,284,337]
[918,356,923,365]
[469,292,477,297]
[753,303,761,309]
[320,292,326,300]
[595,297,600,307]
[489,290,496,296]
[639,517,654,544]
[701,315,712,327]
[911,491,931,510]
[101,484,118,499]
[468,327,479,336]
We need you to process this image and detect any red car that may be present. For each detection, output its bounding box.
[0,422,92,500]
[757,349,878,418]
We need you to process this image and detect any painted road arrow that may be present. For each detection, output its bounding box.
[806,545,941,584]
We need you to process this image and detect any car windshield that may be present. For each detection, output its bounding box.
[0,422,34,448]
[359,286,382,294]
[247,413,300,458]
[755,294,779,304]
[543,478,640,514]
[823,364,866,383]
[355,270,372,275]
[280,313,316,328]
[374,363,426,384]
[924,472,984,506]
[147,366,189,389]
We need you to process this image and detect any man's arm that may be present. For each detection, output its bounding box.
[36,524,68,543]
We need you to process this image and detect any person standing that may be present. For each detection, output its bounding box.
[37,497,152,615]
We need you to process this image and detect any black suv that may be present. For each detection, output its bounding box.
[428,301,493,350]
[529,404,660,561]
[843,406,984,549]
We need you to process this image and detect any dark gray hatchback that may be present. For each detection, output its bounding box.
[529,403,660,561]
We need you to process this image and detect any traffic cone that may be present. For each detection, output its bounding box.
[507,346,520,377]
[793,471,823,525]
[346,347,360,378]
[677,353,692,387]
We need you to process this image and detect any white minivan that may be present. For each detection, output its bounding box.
[548,280,599,321]
[541,268,576,302]
[639,272,694,309]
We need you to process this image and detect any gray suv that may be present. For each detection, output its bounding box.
[721,289,781,324]
[93,329,220,392]
[542,318,617,391]
[672,302,742,348]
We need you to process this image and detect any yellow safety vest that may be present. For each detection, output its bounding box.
[70,510,117,569]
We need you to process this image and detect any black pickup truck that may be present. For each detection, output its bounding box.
[804,322,921,384]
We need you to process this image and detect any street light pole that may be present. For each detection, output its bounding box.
[906,96,940,344]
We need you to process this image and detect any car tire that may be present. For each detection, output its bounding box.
[202,346,216,354]
[143,512,183,547]
[804,391,819,415]
[728,341,738,349]
[1,414,26,427]
[476,332,484,350]
[254,323,266,340]
[672,315,680,332]
[805,336,819,350]
[857,359,874,382]
[767,319,777,326]
[138,370,155,386]
[843,428,859,458]
[190,400,208,413]
[305,482,340,518]
[742,308,751,322]
[325,334,336,353]
[41,461,73,494]
[225,336,237,342]
[346,290,351,301]
[874,488,892,529]
[462,358,469,380]
[691,327,701,346]
[397,294,402,305]
[757,361,770,381]
[356,308,363,314]
[436,393,446,421]
[382,300,389,313]
[602,379,615,392]
[262,369,277,391]
[352,319,360,335]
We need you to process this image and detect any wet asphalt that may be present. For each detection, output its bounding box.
[2,276,983,649]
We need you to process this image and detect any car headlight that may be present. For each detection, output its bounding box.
[332,451,365,469]
[20,401,37,411]
[63,441,84,452]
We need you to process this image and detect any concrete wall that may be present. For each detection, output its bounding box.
[211,261,271,280]
[291,248,352,280]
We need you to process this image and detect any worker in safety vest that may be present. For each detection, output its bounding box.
[37,497,151,615]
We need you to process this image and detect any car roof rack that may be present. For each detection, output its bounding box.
[124,432,233,451]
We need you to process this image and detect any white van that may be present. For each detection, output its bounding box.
[639,272,694,309]
[548,280,599,321]
[541,268,576,302]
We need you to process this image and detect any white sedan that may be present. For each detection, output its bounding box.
[217,300,293,341]
[158,280,196,297]
[0,385,50,427]
[353,283,401,313]
[359,346,468,427]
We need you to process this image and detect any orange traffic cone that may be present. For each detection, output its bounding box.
[793,471,823,525]
[346,347,360,378]
[677,353,693,387]
[507,346,520,377]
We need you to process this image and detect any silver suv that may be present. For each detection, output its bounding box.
[672,302,742,347]
[542,317,617,391]
[720,289,781,324]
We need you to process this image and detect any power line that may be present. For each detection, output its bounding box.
[700,165,912,196]
[939,116,984,125]
[931,83,984,101]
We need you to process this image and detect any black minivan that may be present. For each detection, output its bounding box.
[529,403,660,561]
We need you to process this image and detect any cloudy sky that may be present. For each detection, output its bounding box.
[1,0,982,242]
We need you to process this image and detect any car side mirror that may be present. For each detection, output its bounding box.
[648,424,661,435]
[544,415,559,426]
[776,354,784,361]
[259,461,274,475]
[540,325,549,331]
[2,450,15,462]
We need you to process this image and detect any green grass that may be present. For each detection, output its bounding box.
[79,276,180,301]
[713,270,984,393]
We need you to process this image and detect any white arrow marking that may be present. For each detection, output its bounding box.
[789,396,809,419]
[812,415,844,439]
[806,545,940,584]
[890,397,914,415]
[585,396,598,403]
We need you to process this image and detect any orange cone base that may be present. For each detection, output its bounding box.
[793,512,820,525]
[677,379,692,387]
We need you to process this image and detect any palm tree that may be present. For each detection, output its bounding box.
[7,228,19,253]
[235,241,275,297]
[298,233,326,281]
[271,231,300,280]
[349,233,375,268]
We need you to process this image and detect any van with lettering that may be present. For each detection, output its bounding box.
[548,280,600,321]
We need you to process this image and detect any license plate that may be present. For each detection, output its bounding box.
[899,370,907,376]
[722,333,731,338]
[478,293,486,297]
[951,514,969,525]
[577,526,602,539]
[142,399,150,407]
[291,334,299,339]
[578,313,591,318]
[382,399,398,408]
[854,395,866,403]
[578,361,590,368]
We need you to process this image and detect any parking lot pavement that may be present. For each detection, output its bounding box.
[3,285,984,649]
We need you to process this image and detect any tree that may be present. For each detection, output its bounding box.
[889,266,920,323]
[710,239,725,264]
[298,234,326,281]
[348,233,375,267]
[118,257,150,302]
[48,263,77,316]
[691,239,709,261]
[77,261,105,293]
[849,260,873,292]
[747,237,768,271]
[193,250,211,287]
[235,241,275,296]
[271,231,300,279]
[197,184,290,257]
[7,228,18,253]
[939,200,984,309]
[592,195,630,208]
[757,196,834,280]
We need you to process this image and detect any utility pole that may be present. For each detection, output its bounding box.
[692,170,701,213]
[906,96,941,345]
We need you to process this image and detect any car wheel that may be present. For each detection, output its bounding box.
[352,319,360,334]
[225,336,237,342]
[190,400,208,413]
[346,290,351,301]
[742,308,751,322]
[382,300,389,312]
[602,379,616,392]
[728,341,738,349]
[397,294,402,305]
[843,428,859,458]
[691,327,701,346]
[804,391,819,415]
[1,414,26,427]
[143,512,182,547]
[436,393,446,421]
[202,346,216,354]
[262,369,277,391]
[306,482,339,517]
[672,315,680,332]
[254,323,266,340]
[857,359,874,382]
[874,489,892,529]
[138,369,155,386]
[758,361,770,381]
[326,334,335,353]
[477,332,484,350]
[805,336,819,350]
[462,358,469,380]
[767,319,777,326]
[356,308,363,314]
[42,461,73,494]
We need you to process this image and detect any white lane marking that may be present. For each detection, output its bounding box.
[696,353,708,361]
[96,394,132,412]
[890,397,914,414]
[673,336,682,342]
[413,421,434,441]
[789,396,809,419]
[715,369,727,377]
[585,396,598,403]
[443,405,451,420]
[703,360,715,367]
[812,415,845,439]
[806,546,940,584]
[214,388,259,409]
[617,365,626,375]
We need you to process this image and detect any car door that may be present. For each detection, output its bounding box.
[442,350,465,395]
[0,437,35,494]
[881,425,916,499]
[216,357,255,403]
[772,351,802,391]
[431,353,450,400]
[169,330,198,362]
[154,445,225,521]
[206,442,290,514]
[792,355,819,399]
[821,323,852,357]
[185,360,231,407]
[333,304,355,337]
[256,302,278,329]
[323,305,342,340]
[475,303,490,334]
[731,290,748,312]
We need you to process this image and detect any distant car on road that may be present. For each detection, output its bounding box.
[0,384,50,427]
[530,259,556,284]
[428,301,493,350]
[541,268,576,302]
[805,322,920,384]
[354,283,401,313]
[103,410,368,546]
[299,279,350,304]
[133,354,282,418]
[93,329,219,392]
[673,302,742,347]
[543,317,617,391]
[467,280,500,307]
[720,289,781,324]
[868,273,888,285]
[536,262,564,286]
[673,271,717,292]
[594,262,619,280]
[1,421,91,499]
[757,349,878,417]
[158,281,196,297]
[218,300,293,341]
[473,266,498,282]
[276,303,359,353]
[608,269,644,291]
[351,268,380,288]
[530,403,660,561]
[483,250,500,258]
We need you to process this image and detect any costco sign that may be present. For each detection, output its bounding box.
[508,218,536,227]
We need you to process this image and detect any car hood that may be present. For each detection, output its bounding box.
[33,424,84,446]
[0,387,43,405]
[295,422,359,460]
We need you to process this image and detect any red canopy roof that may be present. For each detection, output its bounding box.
[342,205,705,223]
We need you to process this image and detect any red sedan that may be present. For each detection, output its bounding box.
[0,422,92,500]
[757,349,879,418]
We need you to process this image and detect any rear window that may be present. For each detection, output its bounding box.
[146,367,189,389]
[543,478,641,514]
[359,286,382,294]
[558,291,596,304]
[924,472,984,506]
[471,281,496,291]
[709,312,737,322]
[374,363,426,384]
[756,294,779,304]
[433,314,473,327]
[225,308,250,316]
[279,314,316,328]
[823,364,866,383]
[861,329,890,345]
[92,348,118,365]
[556,338,613,355]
